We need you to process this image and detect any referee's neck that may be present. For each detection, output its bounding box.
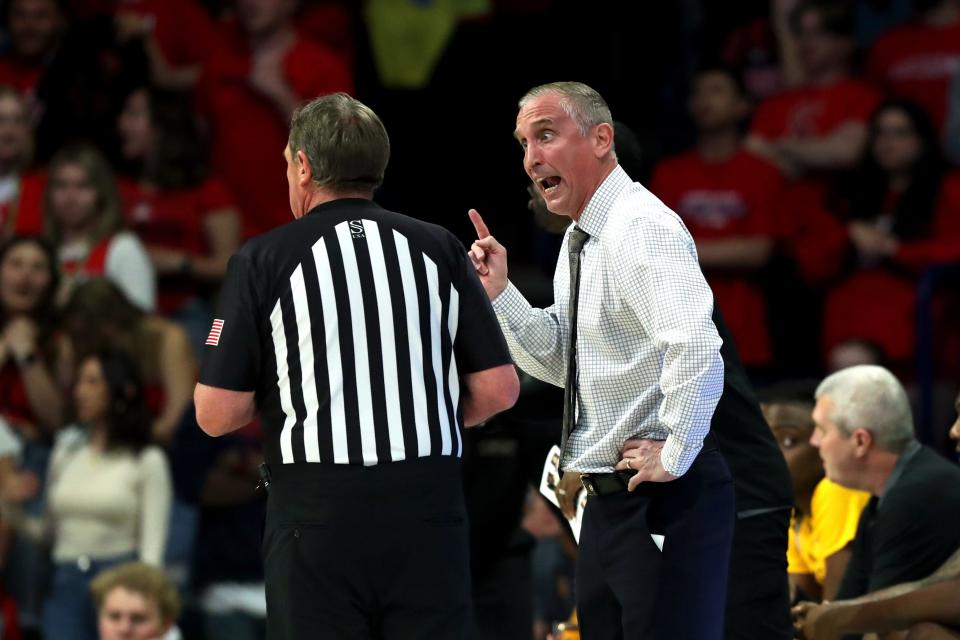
[296,188,375,219]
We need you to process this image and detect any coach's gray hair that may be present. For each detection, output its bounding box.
[288,93,390,192]
[815,365,915,452]
[519,82,614,137]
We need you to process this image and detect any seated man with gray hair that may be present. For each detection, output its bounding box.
[807,366,960,615]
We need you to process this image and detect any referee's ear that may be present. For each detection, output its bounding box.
[296,149,314,187]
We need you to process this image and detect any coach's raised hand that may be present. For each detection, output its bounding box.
[468,209,508,300]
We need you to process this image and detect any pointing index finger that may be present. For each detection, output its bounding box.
[468,208,490,239]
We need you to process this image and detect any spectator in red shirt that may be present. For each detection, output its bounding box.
[867,0,960,134]
[652,67,784,370]
[746,1,881,180]
[112,0,226,90]
[43,145,156,312]
[196,0,353,237]
[116,86,241,346]
[0,86,45,238]
[722,0,810,103]
[823,100,960,368]
[0,0,67,96]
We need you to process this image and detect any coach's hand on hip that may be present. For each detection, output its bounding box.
[468,209,508,300]
[616,439,678,490]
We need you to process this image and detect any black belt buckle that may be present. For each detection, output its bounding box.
[256,463,272,493]
[581,475,599,496]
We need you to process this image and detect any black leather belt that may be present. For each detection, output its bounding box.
[580,470,634,496]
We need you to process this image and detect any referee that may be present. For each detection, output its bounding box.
[194,93,520,640]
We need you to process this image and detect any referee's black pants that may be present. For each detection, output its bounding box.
[263,458,472,640]
[576,448,735,640]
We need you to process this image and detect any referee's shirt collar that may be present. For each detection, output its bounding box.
[304,197,379,218]
[574,164,632,238]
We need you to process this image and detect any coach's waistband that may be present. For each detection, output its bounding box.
[580,434,722,498]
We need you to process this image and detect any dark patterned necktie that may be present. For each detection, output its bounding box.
[560,226,590,466]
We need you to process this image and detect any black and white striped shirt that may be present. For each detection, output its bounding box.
[199,199,512,466]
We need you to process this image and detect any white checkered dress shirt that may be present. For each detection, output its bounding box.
[493,165,724,475]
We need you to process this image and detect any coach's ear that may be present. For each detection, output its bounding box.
[593,122,614,159]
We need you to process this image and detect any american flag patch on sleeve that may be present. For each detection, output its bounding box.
[206,319,224,346]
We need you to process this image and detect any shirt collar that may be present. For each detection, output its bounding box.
[574,164,632,238]
[878,440,921,507]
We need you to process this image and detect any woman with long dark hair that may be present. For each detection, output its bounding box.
[0,235,68,435]
[116,85,241,348]
[0,349,172,640]
[62,278,196,445]
[823,99,960,368]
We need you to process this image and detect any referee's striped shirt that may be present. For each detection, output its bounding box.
[198,199,512,466]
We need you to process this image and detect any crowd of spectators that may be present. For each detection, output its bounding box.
[0,0,956,638]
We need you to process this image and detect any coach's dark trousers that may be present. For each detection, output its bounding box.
[263,458,472,640]
[576,448,735,640]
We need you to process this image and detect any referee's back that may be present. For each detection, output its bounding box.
[199,198,514,467]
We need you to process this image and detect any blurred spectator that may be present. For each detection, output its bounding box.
[112,0,225,91]
[746,0,880,180]
[296,0,353,67]
[0,235,67,436]
[116,86,241,347]
[809,365,960,605]
[758,380,870,603]
[826,338,886,373]
[195,0,353,237]
[0,86,45,237]
[0,350,172,640]
[44,144,156,312]
[722,0,805,103]
[823,100,960,368]
[867,0,960,134]
[62,279,196,445]
[91,561,181,640]
[0,0,68,95]
[651,66,783,370]
[0,234,66,638]
[188,428,266,640]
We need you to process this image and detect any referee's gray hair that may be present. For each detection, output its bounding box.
[288,93,390,192]
[519,82,614,137]
[815,365,915,452]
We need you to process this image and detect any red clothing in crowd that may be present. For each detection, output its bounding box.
[114,0,226,68]
[297,2,354,67]
[651,149,784,367]
[0,361,37,429]
[867,18,960,131]
[722,17,784,101]
[0,171,46,237]
[822,172,960,362]
[750,78,881,141]
[119,177,235,314]
[196,29,353,237]
[0,59,43,96]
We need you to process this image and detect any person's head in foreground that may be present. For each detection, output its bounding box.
[811,365,915,494]
[92,562,180,640]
